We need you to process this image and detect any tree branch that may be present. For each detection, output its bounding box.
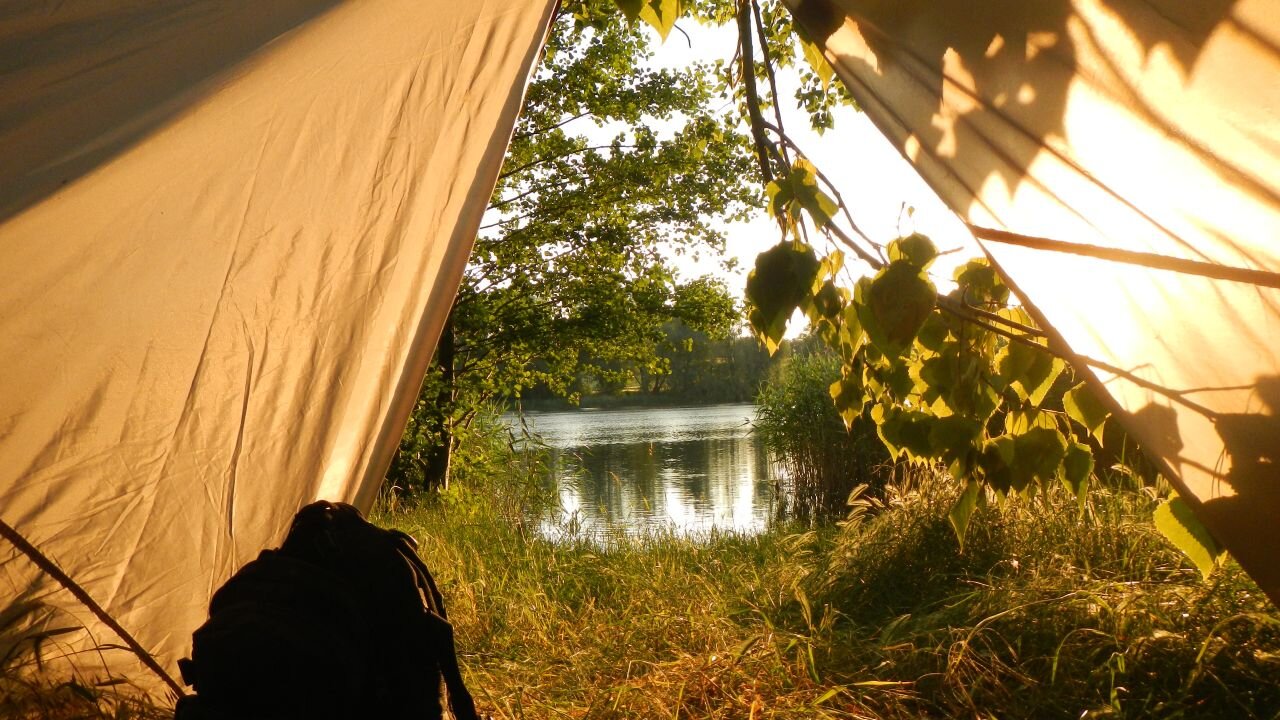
[498,144,637,182]
[757,118,883,262]
[735,0,779,186]
[513,111,595,141]
[490,176,576,211]
[751,0,791,167]
[936,301,1219,419]
[936,295,1047,338]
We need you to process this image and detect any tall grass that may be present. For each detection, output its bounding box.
[377,469,1280,719]
[0,601,171,720]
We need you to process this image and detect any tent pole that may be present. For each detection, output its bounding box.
[0,518,184,698]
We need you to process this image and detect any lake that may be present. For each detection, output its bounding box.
[510,403,780,539]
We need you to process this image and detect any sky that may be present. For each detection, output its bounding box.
[635,21,981,334]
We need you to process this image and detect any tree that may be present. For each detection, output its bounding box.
[387,8,758,493]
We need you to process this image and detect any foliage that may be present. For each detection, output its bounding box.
[640,321,774,401]
[387,405,555,524]
[466,11,754,398]
[720,0,1215,558]
[754,342,889,520]
[563,0,855,133]
[744,211,1116,545]
[400,0,1224,573]
[375,467,1280,719]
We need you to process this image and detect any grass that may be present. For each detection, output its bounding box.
[0,622,170,720]
[0,674,170,720]
[376,472,1280,719]
[7,471,1276,718]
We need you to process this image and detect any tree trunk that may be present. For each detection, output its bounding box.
[423,313,456,493]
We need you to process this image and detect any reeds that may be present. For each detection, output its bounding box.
[754,350,890,522]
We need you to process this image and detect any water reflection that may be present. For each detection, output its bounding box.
[510,404,779,538]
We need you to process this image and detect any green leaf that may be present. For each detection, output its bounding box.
[887,233,938,270]
[998,341,1063,406]
[614,0,644,21]
[829,374,865,429]
[1003,408,1056,435]
[637,0,680,40]
[916,312,950,351]
[1010,426,1068,491]
[765,179,793,225]
[800,38,834,90]
[746,243,820,354]
[996,306,1035,331]
[1063,382,1110,438]
[918,354,956,394]
[949,480,982,549]
[873,406,932,461]
[1061,441,1093,512]
[791,158,839,228]
[815,249,844,292]
[809,280,843,321]
[838,304,866,360]
[1024,355,1065,406]
[979,435,1017,493]
[970,383,1001,422]
[1154,496,1223,580]
[882,359,914,400]
[953,258,1010,304]
[767,159,839,231]
[864,263,936,354]
[929,415,981,464]
[995,343,1031,397]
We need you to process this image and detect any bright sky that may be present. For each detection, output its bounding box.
[638,22,981,334]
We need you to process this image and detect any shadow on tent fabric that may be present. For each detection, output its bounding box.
[1125,376,1280,600]
[1200,376,1280,592]
[0,0,343,223]
[786,0,1251,221]
[174,501,477,720]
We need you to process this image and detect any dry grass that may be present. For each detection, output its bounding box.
[379,472,1280,719]
[0,673,170,720]
[6,472,1277,718]
[0,597,173,719]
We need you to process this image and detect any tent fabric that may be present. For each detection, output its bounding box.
[784,0,1280,601]
[0,0,557,688]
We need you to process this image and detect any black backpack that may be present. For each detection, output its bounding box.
[175,500,478,720]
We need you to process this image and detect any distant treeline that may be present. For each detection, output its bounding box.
[517,320,782,409]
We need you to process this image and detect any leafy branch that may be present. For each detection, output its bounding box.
[573,0,1223,575]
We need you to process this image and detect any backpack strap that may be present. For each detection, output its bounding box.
[388,529,479,720]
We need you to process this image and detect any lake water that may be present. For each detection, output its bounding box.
[511,403,779,539]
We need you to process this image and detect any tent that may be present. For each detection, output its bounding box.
[0,0,1276,699]
[0,0,558,694]
[783,0,1280,604]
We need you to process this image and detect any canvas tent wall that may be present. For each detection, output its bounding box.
[0,0,557,692]
[782,0,1280,602]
